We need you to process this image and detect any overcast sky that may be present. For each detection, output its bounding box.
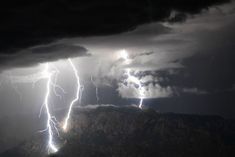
[0,0,235,121]
[1,0,235,153]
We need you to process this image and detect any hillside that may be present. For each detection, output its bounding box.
[1,106,235,157]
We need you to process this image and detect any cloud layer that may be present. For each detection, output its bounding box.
[0,43,88,71]
[0,0,230,53]
[60,1,235,100]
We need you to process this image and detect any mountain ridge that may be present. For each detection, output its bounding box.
[1,106,235,157]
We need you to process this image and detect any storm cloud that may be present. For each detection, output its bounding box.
[1,0,235,154]
[0,0,230,53]
[54,1,235,107]
[0,43,88,72]
[0,0,234,118]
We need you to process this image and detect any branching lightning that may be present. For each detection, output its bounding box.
[63,58,81,131]
[3,64,63,153]
[2,59,84,153]
[120,50,145,109]
[50,65,67,100]
[40,63,58,153]
[126,68,144,108]
[0,49,144,155]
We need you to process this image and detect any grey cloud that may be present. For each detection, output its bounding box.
[28,1,235,102]
[0,43,88,72]
[164,2,235,92]
[1,0,230,54]
[118,82,173,99]
[65,22,186,82]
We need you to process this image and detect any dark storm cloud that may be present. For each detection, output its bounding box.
[63,1,235,112]
[0,43,88,71]
[158,10,235,93]
[0,0,234,120]
[0,0,230,54]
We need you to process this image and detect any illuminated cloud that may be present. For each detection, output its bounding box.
[118,82,173,99]
[0,43,88,72]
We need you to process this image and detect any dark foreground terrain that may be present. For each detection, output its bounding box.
[1,106,235,157]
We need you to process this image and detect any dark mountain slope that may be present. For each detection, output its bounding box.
[1,106,235,157]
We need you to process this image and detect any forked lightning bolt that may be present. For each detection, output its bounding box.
[4,64,62,153]
[41,63,58,153]
[63,58,81,131]
[126,68,144,108]
[3,59,83,153]
[120,50,145,109]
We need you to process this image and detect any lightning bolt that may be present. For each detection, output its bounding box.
[126,68,144,109]
[50,64,67,100]
[41,63,58,153]
[91,76,100,104]
[63,58,81,131]
[2,59,84,153]
[120,50,145,109]
[2,64,62,153]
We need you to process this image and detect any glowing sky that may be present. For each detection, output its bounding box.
[0,0,235,154]
[1,1,235,119]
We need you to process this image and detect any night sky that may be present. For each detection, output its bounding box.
[0,0,235,152]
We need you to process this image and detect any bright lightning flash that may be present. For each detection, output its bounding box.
[120,50,145,109]
[42,63,58,153]
[120,50,129,61]
[4,59,83,153]
[4,64,64,153]
[63,58,81,131]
